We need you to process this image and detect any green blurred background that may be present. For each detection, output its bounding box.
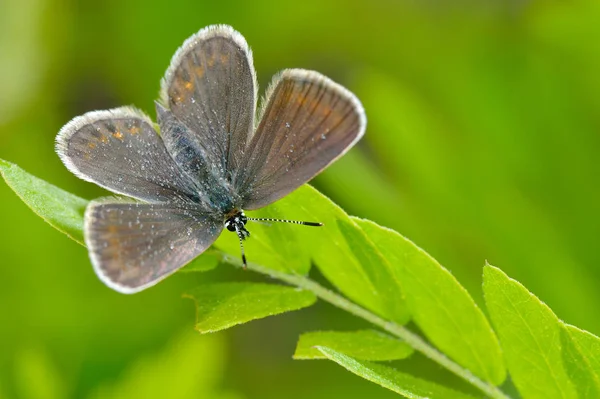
[1,0,599,397]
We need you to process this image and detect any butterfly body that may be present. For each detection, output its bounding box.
[56,25,366,293]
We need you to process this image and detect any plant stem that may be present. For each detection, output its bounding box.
[222,254,512,399]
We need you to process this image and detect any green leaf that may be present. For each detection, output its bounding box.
[178,250,221,273]
[0,159,88,245]
[317,347,477,399]
[299,186,410,324]
[354,218,505,385]
[560,324,600,398]
[294,330,413,361]
[335,219,409,323]
[565,324,600,374]
[218,185,410,324]
[184,282,317,333]
[483,264,577,398]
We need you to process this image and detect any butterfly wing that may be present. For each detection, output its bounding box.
[85,200,222,293]
[235,69,366,210]
[56,107,198,204]
[160,25,257,179]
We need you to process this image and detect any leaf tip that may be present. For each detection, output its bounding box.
[0,158,13,174]
[482,262,503,281]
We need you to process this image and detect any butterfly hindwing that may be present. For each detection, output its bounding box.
[85,200,222,294]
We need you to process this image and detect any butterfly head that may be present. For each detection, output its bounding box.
[224,210,250,239]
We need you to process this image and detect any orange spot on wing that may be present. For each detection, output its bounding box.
[106,229,126,272]
[113,131,124,141]
[88,142,97,149]
[100,135,109,144]
[106,225,121,250]
[170,88,184,104]
[195,66,205,77]
[129,126,140,135]
[184,81,193,90]
[220,54,229,64]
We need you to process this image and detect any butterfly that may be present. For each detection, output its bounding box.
[56,25,366,294]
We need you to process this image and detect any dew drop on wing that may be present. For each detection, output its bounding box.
[321,134,326,140]
[285,122,290,128]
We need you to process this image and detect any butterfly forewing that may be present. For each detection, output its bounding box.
[85,200,222,294]
[236,69,366,210]
[160,25,257,178]
[56,107,198,203]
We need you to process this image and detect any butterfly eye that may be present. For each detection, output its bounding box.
[224,219,236,232]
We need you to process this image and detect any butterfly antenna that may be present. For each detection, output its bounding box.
[246,217,323,227]
[234,226,248,269]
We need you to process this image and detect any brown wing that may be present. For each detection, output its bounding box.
[85,200,222,294]
[234,69,366,210]
[160,25,257,177]
[55,107,198,204]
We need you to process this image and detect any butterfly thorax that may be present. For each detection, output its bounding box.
[224,209,249,239]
